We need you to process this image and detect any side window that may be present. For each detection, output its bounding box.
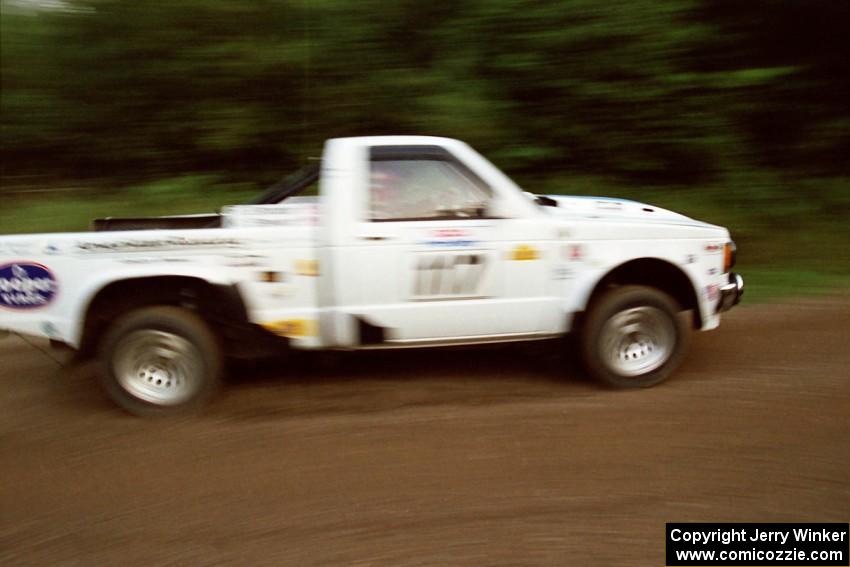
[369,158,491,221]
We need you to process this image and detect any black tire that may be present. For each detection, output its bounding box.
[580,285,689,388]
[97,306,223,416]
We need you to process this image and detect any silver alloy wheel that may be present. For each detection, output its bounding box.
[112,329,203,405]
[598,306,675,377]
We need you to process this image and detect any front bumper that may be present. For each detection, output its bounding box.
[716,272,744,313]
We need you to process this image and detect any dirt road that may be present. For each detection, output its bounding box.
[1,298,849,566]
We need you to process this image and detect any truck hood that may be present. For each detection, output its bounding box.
[538,195,721,230]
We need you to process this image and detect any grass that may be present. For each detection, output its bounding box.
[732,267,850,303]
[0,175,255,234]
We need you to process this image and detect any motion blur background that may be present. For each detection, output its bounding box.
[2,0,848,299]
[2,5,849,564]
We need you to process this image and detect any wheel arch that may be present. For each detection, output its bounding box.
[76,275,252,357]
[579,258,702,330]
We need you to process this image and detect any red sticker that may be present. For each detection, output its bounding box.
[432,228,468,238]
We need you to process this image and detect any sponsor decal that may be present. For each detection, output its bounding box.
[258,271,285,283]
[552,265,575,280]
[432,228,468,238]
[423,239,478,247]
[705,284,719,301]
[261,319,318,338]
[76,237,242,253]
[707,267,719,275]
[561,244,584,261]
[295,259,319,276]
[511,244,540,261]
[222,255,267,268]
[422,228,478,248]
[119,257,191,264]
[684,254,697,265]
[0,262,57,309]
[705,243,723,254]
[44,244,62,255]
[595,200,624,210]
[412,253,487,298]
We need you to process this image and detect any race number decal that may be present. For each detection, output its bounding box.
[412,252,488,299]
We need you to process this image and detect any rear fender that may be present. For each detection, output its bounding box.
[70,265,233,348]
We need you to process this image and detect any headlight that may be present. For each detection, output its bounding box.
[723,241,737,273]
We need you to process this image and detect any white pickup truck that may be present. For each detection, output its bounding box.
[0,136,742,415]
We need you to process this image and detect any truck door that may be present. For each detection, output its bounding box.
[334,144,556,345]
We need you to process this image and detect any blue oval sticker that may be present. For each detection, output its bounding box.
[0,262,57,309]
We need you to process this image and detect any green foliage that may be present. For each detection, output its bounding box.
[3,0,847,183]
[0,176,254,234]
[1,0,848,297]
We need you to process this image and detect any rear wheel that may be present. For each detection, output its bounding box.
[98,306,223,416]
[580,286,688,388]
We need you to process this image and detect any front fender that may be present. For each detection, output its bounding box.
[569,255,708,330]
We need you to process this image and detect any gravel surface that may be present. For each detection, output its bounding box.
[1,297,849,566]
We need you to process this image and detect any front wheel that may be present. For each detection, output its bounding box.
[98,306,223,416]
[580,286,689,388]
